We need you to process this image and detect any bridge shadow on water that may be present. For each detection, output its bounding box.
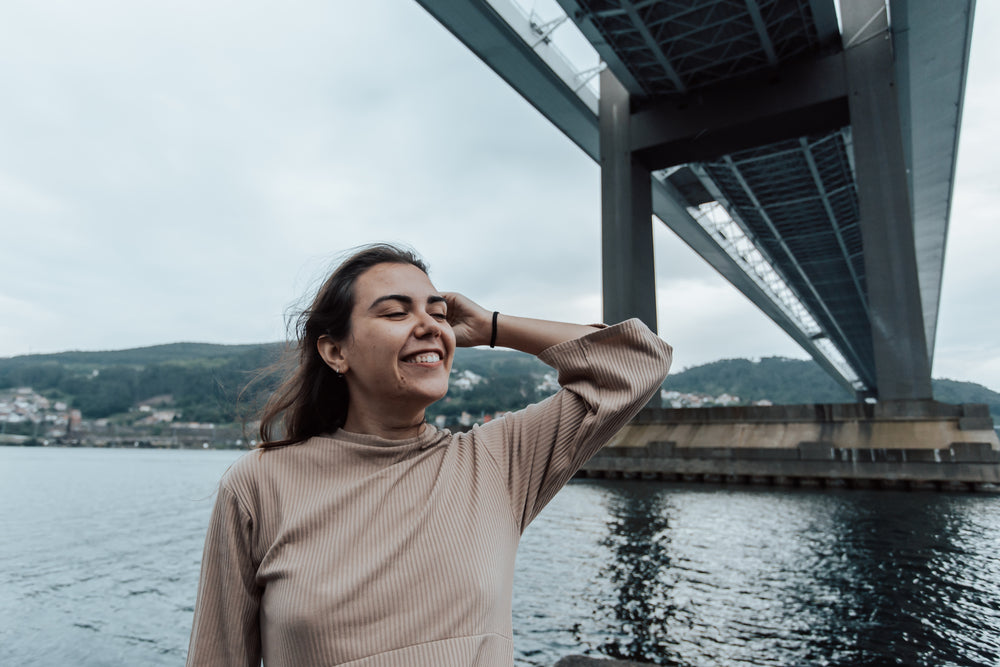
[574,481,1000,666]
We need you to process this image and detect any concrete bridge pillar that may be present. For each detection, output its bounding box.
[599,69,657,332]
[841,0,933,400]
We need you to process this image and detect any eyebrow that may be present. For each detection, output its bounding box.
[368,294,446,310]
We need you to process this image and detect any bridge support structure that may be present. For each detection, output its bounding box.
[581,402,1000,489]
[599,69,657,331]
[841,0,932,401]
[596,2,939,400]
[413,0,966,406]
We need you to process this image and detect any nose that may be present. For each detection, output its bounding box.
[414,311,442,338]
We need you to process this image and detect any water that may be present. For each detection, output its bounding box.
[3,448,999,666]
[1,447,238,666]
[515,483,1000,666]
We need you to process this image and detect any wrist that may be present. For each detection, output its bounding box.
[489,311,499,348]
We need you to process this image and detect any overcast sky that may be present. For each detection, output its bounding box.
[1,1,997,392]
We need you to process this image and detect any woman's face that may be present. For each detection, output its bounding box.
[329,262,456,413]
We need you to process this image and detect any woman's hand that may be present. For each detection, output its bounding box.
[443,292,493,348]
[444,292,602,354]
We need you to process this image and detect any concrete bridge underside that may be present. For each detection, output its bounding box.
[414,0,976,403]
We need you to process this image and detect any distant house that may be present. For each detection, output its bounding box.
[451,370,483,391]
[136,410,179,426]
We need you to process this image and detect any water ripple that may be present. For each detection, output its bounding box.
[3,449,1000,666]
[514,481,1000,667]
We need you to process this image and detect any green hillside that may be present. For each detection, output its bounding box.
[0,343,550,423]
[664,356,853,404]
[665,357,1000,424]
[2,344,997,425]
[0,343,286,423]
[2,342,269,368]
[932,378,1000,422]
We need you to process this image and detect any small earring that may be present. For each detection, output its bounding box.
[333,367,343,378]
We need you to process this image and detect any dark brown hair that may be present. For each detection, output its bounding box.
[256,243,428,448]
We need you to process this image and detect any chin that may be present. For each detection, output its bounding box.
[403,381,447,406]
[423,385,449,407]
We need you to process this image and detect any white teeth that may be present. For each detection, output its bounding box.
[405,353,441,364]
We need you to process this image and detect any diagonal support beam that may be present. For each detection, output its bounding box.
[620,0,686,93]
[798,136,869,320]
[720,155,870,385]
[744,0,778,65]
[415,0,600,159]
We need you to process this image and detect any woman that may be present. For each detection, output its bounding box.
[187,243,672,666]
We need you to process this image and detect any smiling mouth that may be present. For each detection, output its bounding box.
[403,352,442,364]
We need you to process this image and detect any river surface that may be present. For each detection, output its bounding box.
[2,446,999,666]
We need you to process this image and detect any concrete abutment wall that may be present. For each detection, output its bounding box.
[580,401,1000,489]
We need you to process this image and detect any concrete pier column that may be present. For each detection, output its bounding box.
[841,0,932,400]
[599,69,657,331]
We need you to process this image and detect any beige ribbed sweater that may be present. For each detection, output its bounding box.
[186,319,671,667]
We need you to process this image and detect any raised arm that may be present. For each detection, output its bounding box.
[443,291,600,355]
[445,290,672,528]
[478,317,673,529]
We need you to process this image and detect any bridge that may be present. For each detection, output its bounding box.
[413,0,975,403]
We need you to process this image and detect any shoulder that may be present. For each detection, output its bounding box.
[219,440,315,503]
[214,449,263,508]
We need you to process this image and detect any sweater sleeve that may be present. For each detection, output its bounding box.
[186,481,262,667]
[484,318,672,531]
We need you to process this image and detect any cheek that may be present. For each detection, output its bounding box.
[443,326,457,352]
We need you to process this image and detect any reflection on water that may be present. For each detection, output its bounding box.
[3,449,1000,666]
[592,488,677,664]
[566,481,1000,667]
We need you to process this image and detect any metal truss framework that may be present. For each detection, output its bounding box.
[555,0,841,99]
[675,194,862,389]
[696,130,873,389]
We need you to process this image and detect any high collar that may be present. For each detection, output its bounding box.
[313,424,450,459]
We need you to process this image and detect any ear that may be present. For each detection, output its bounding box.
[317,335,349,374]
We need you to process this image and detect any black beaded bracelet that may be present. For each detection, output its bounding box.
[489,311,499,348]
